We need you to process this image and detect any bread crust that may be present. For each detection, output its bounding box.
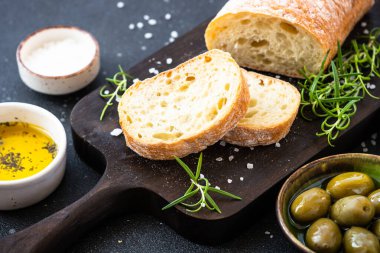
[223,70,300,147]
[205,0,374,78]
[118,50,250,160]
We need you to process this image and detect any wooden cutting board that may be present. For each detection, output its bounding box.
[1,4,380,253]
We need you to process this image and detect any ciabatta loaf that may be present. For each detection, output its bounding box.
[118,50,249,160]
[205,0,374,78]
[223,69,300,147]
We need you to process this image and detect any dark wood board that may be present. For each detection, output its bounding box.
[1,4,380,253]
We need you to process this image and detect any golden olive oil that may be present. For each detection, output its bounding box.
[0,122,57,180]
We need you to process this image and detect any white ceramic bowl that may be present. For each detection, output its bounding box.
[16,26,100,95]
[0,102,67,210]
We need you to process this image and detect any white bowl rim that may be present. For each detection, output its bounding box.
[16,25,100,79]
[0,102,67,186]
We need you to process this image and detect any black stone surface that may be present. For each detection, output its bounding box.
[0,0,379,252]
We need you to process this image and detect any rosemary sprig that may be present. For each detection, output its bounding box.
[162,153,242,213]
[299,28,380,146]
[99,65,133,121]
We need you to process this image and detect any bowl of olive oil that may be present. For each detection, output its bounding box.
[0,102,66,210]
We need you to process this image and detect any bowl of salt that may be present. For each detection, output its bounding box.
[16,26,100,95]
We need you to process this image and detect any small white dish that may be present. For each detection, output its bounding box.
[0,102,67,210]
[16,26,100,95]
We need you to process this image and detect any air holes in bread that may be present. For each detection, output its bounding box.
[146,122,153,127]
[259,79,264,86]
[186,76,195,81]
[237,38,247,45]
[166,71,172,78]
[251,40,269,47]
[153,132,182,141]
[280,22,298,34]
[205,56,212,63]
[127,115,133,124]
[263,59,272,64]
[207,107,218,121]
[174,75,181,81]
[249,98,257,107]
[156,92,161,96]
[225,83,230,91]
[245,110,257,118]
[281,104,287,110]
[138,133,142,138]
[240,19,251,25]
[160,101,168,107]
[179,85,189,91]
[217,97,227,110]
[166,79,172,85]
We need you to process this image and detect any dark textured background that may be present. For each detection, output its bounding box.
[0,0,379,252]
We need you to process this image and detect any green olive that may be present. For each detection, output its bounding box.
[326,172,375,199]
[305,218,342,253]
[330,195,375,227]
[371,219,380,239]
[290,187,331,223]
[368,189,380,215]
[343,227,380,253]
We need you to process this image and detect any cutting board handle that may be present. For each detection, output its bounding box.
[0,177,125,253]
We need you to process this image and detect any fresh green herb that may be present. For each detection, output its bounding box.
[162,153,241,213]
[299,28,380,146]
[99,66,134,121]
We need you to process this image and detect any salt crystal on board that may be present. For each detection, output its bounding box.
[165,13,172,20]
[110,128,123,136]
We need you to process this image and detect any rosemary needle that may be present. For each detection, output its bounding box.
[299,28,380,146]
[162,153,241,214]
[99,65,133,121]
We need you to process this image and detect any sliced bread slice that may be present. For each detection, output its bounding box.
[223,69,300,147]
[118,49,250,160]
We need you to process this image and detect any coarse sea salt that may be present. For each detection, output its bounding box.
[24,38,95,76]
[116,1,125,8]
[144,33,153,39]
[216,157,223,162]
[166,58,173,64]
[227,179,232,183]
[148,19,157,25]
[110,128,123,136]
[171,31,178,38]
[228,155,234,161]
[165,13,172,20]
[247,163,253,169]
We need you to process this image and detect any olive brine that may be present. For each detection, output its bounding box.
[289,172,380,253]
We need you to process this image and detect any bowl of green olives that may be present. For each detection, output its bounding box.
[277,153,380,253]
